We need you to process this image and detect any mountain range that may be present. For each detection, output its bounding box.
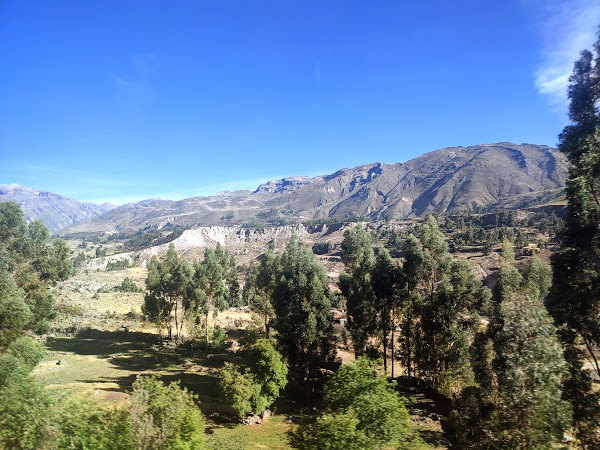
[0,184,115,233]
[1,143,568,236]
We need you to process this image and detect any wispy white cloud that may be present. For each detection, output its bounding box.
[533,0,600,112]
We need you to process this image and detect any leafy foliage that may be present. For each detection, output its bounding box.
[57,396,132,450]
[271,239,335,404]
[115,276,144,293]
[129,375,206,450]
[0,376,54,450]
[311,241,332,255]
[106,258,130,271]
[143,244,192,340]
[297,357,418,450]
[448,245,571,449]
[245,338,288,413]
[219,362,259,419]
[545,27,600,448]
[243,250,278,337]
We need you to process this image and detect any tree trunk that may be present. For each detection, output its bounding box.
[174,300,179,342]
[391,315,395,379]
[264,310,270,338]
[382,304,388,374]
[205,311,210,348]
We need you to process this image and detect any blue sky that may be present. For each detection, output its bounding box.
[1,0,599,205]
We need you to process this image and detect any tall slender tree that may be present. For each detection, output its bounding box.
[399,233,425,379]
[242,250,278,337]
[188,244,238,346]
[415,216,481,396]
[546,27,600,447]
[371,249,401,375]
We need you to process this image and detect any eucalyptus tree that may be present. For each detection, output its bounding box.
[143,244,192,341]
[371,248,402,375]
[340,224,373,270]
[398,233,425,379]
[188,244,238,346]
[242,250,278,337]
[414,216,483,396]
[448,244,571,449]
[338,249,377,358]
[271,239,335,404]
[545,28,600,447]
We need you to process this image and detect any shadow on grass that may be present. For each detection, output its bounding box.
[418,428,448,448]
[46,329,160,356]
[86,370,224,416]
[47,328,233,415]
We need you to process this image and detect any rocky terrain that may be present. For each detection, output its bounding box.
[0,184,114,233]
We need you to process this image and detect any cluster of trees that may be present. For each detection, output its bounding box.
[243,240,336,404]
[106,258,131,271]
[117,227,186,251]
[95,245,107,258]
[338,217,578,447]
[3,372,205,450]
[0,203,210,449]
[340,219,489,395]
[143,243,239,344]
[447,242,571,448]
[0,202,61,448]
[0,202,72,340]
[384,213,550,258]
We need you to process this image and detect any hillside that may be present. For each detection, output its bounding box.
[0,184,115,233]
[51,142,567,236]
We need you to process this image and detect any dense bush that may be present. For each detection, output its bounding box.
[219,339,288,419]
[106,259,130,271]
[129,375,206,450]
[115,277,144,293]
[311,242,332,255]
[296,357,422,449]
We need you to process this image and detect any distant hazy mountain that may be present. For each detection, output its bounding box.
[0,184,115,233]
[57,143,567,236]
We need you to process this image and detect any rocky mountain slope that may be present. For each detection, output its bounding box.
[0,184,115,233]
[56,142,567,235]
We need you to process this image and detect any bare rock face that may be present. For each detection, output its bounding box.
[38,143,568,236]
[0,184,115,233]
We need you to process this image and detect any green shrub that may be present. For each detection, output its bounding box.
[106,259,130,271]
[58,396,132,450]
[296,357,420,449]
[219,363,258,419]
[0,376,53,450]
[129,375,206,450]
[115,277,143,293]
[219,339,288,420]
[7,336,45,369]
[312,242,332,255]
[210,325,228,351]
